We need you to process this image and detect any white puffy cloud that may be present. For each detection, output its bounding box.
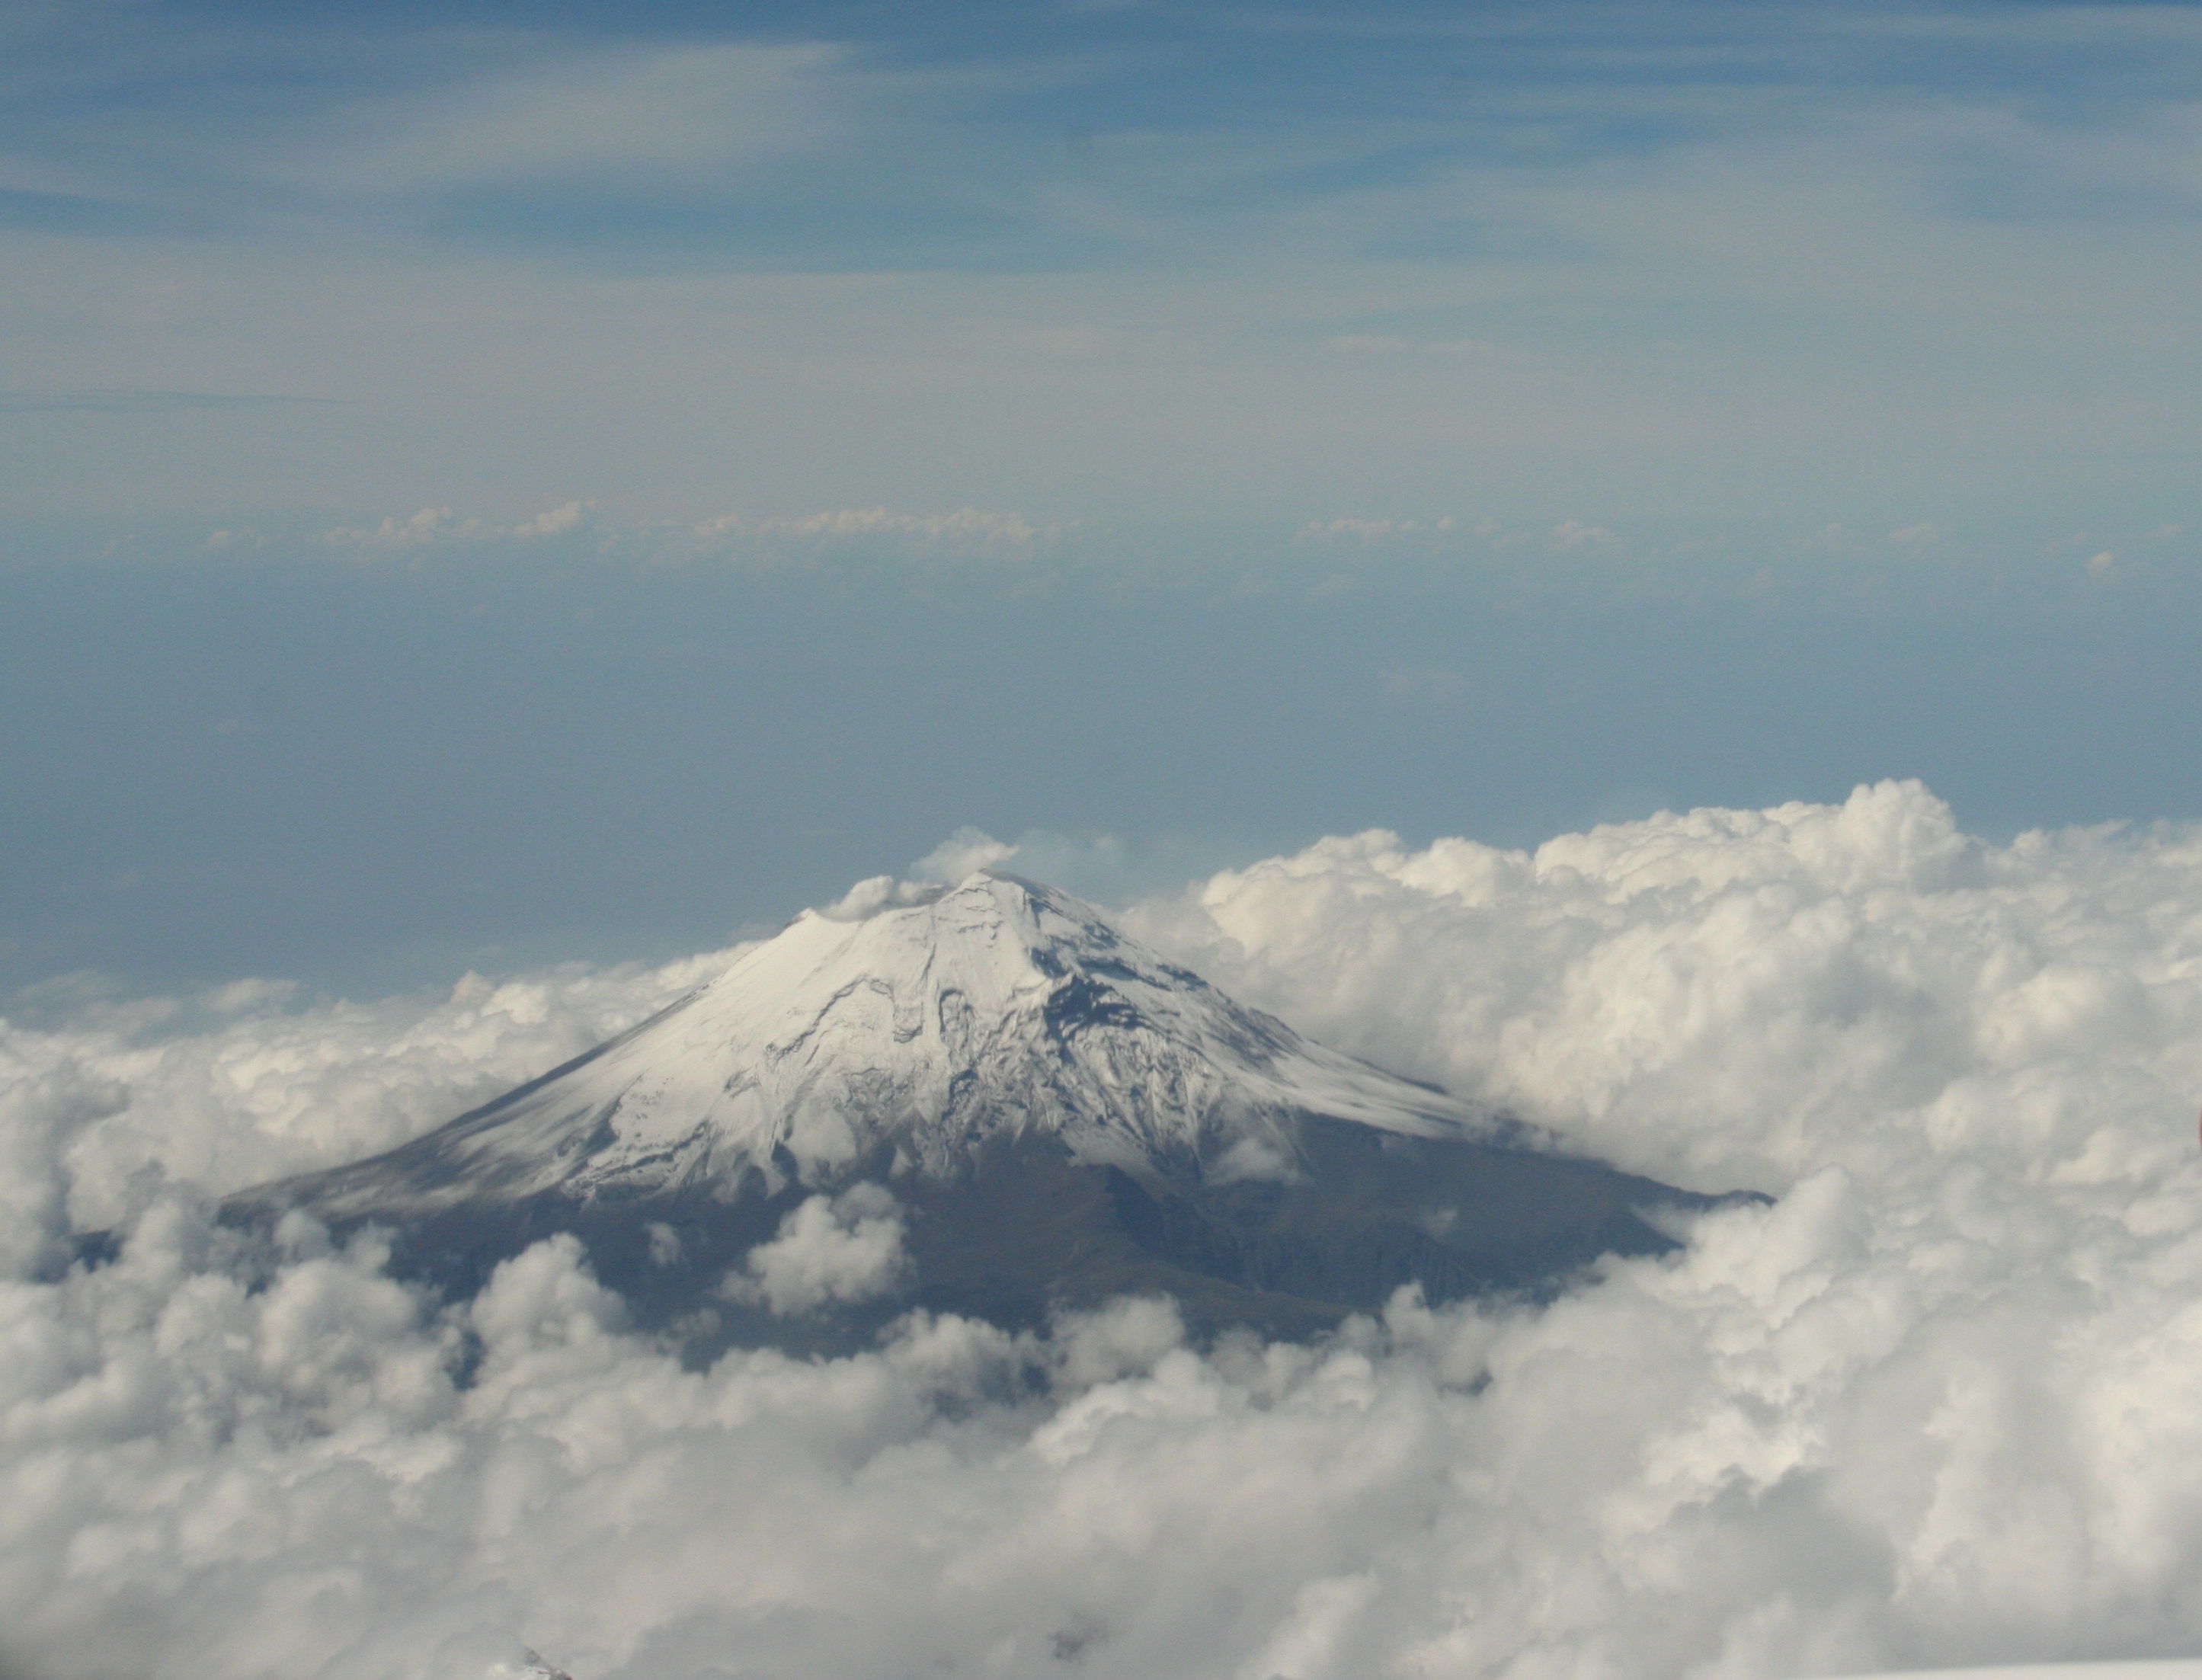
[1124,779,2202,1198]
[1293,515,1464,547]
[322,503,604,549]
[309,504,1064,572]
[10,783,2202,1678]
[909,825,1021,885]
[0,947,736,1245]
[695,507,1059,565]
[508,501,591,539]
[727,1186,909,1315]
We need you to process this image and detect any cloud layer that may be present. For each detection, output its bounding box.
[10,782,2202,1678]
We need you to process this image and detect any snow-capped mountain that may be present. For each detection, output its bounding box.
[230,873,1727,1346]
[276,873,1510,1218]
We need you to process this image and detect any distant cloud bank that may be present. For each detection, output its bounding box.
[10,783,2202,1677]
[180,502,2201,597]
[306,501,1058,564]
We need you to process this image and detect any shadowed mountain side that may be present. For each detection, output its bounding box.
[225,1117,1735,1359]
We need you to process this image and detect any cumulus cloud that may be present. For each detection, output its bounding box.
[899,826,1194,910]
[1123,779,2202,1197]
[322,503,603,549]
[13,783,2202,1678]
[244,502,1071,576]
[827,824,1130,917]
[817,873,952,921]
[1291,517,1628,555]
[695,506,1058,565]
[1293,515,1464,547]
[509,501,591,539]
[0,946,735,1243]
[910,824,1020,883]
[325,505,474,547]
[725,1185,910,1314]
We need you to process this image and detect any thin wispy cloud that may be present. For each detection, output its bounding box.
[4,2,2200,523]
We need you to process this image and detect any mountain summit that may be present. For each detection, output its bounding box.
[230,874,1728,1348]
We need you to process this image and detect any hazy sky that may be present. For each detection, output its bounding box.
[9,0,2202,526]
[6,0,2202,990]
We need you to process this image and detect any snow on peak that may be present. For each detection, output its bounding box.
[336,872,1497,1210]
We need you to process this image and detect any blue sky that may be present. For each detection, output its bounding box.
[5,0,2202,990]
